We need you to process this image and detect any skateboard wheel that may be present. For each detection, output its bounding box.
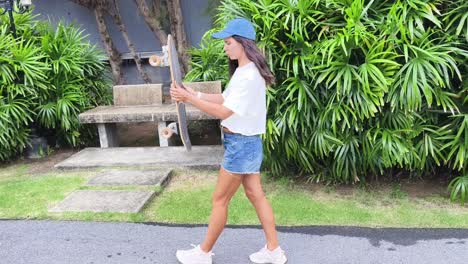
[161,127,173,138]
[161,122,178,139]
[149,55,162,67]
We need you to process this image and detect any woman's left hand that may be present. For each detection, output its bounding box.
[170,82,193,103]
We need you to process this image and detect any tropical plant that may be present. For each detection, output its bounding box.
[0,12,48,160]
[0,11,111,161]
[186,0,467,184]
[35,22,112,146]
[448,173,468,206]
[185,31,228,86]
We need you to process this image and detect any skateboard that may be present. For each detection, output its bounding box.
[150,35,192,151]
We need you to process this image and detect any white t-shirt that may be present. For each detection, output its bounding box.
[221,62,267,136]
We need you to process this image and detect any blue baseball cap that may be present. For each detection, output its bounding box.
[212,18,256,40]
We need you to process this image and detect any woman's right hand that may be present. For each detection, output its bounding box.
[171,82,194,102]
[183,85,196,96]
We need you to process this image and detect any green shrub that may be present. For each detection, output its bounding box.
[186,0,467,183]
[448,174,468,206]
[185,31,229,87]
[0,11,111,161]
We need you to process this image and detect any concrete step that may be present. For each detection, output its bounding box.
[48,190,155,213]
[55,146,223,169]
[86,169,173,187]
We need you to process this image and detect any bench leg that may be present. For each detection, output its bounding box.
[158,121,180,147]
[97,123,119,148]
[219,120,224,145]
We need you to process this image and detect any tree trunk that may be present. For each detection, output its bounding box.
[93,8,123,85]
[72,0,124,84]
[71,0,97,8]
[166,0,190,75]
[134,0,168,45]
[111,0,152,84]
[72,0,191,82]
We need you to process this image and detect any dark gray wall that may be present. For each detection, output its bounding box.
[33,0,214,84]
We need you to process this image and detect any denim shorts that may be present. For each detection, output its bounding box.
[222,132,263,174]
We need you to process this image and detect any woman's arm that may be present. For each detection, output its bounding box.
[187,95,232,120]
[171,84,233,120]
[197,92,224,104]
[183,85,224,104]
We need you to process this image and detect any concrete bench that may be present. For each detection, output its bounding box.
[79,81,221,148]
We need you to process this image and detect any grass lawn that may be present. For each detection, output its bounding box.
[1,155,467,227]
[147,170,468,227]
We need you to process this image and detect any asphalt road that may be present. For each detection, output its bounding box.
[1,220,467,264]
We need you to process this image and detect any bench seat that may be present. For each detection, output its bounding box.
[78,81,222,148]
[78,81,221,148]
[79,104,216,124]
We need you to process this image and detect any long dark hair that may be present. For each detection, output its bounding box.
[229,35,275,86]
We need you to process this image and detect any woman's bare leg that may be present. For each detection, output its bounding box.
[200,167,243,252]
[243,173,279,250]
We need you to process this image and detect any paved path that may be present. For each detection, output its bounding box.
[1,220,467,264]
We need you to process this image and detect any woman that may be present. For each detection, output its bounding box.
[171,18,287,264]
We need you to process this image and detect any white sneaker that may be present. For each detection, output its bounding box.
[249,245,287,264]
[176,244,214,264]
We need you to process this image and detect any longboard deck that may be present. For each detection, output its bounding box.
[167,34,192,151]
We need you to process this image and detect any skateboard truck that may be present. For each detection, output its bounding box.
[160,122,178,139]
